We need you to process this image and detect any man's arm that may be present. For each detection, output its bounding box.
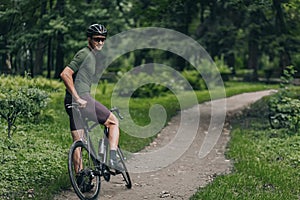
[60,66,87,107]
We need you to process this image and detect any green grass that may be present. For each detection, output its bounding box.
[0,90,72,199]
[191,91,300,200]
[0,76,277,199]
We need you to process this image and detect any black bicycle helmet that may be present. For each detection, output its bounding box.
[86,24,107,37]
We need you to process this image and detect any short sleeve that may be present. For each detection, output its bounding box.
[68,48,89,72]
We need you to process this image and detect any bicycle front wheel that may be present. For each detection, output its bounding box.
[68,140,101,200]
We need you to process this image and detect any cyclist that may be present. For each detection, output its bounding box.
[60,24,121,177]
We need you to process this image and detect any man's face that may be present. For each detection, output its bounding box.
[89,35,106,51]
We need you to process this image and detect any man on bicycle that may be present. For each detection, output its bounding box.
[60,24,121,173]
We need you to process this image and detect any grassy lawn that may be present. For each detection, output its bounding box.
[0,77,277,199]
[191,88,300,200]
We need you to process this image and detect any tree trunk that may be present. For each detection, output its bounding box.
[32,0,47,77]
[225,53,235,75]
[273,0,291,70]
[54,31,64,78]
[0,37,12,74]
[47,0,54,78]
[54,0,65,78]
[247,29,259,81]
[33,42,45,76]
[47,37,53,78]
[1,53,12,74]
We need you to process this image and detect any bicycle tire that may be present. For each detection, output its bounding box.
[68,140,101,200]
[117,147,132,189]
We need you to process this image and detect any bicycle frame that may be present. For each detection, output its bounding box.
[69,104,123,168]
[67,104,132,200]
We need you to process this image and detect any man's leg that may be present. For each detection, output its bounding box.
[80,95,120,168]
[104,113,121,169]
[104,113,120,150]
[71,129,84,173]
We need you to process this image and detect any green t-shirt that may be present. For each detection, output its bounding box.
[66,47,96,98]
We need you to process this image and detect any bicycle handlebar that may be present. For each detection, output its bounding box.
[66,103,80,109]
[110,107,124,120]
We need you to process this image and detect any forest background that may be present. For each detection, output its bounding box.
[1,0,300,199]
[1,0,299,80]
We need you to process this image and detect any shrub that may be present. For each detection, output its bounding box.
[115,65,186,98]
[214,55,232,74]
[0,76,65,199]
[0,74,62,92]
[0,87,49,138]
[268,65,300,130]
[269,96,300,130]
[181,69,203,90]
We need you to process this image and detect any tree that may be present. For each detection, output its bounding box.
[0,0,299,79]
[32,0,48,76]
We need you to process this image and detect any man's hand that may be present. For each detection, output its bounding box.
[76,98,87,108]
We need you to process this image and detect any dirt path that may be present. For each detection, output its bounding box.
[54,90,275,200]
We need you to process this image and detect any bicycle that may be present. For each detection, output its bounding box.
[67,103,132,200]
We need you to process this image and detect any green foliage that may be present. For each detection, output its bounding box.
[279,65,297,90]
[268,65,300,130]
[214,55,233,81]
[0,76,68,199]
[181,69,203,90]
[0,75,277,199]
[180,56,230,91]
[214,55,232,74]
[1,0,299,81]
[115,65,186,98]
[0,75,50,138]
[260,54,280,80]
[191,92,300,200]
[0,74,62,92]
[0,87,49,138]
[269,96,300,130]
[0,125,67,199]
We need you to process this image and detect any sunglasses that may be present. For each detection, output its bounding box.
[92,37,106,42]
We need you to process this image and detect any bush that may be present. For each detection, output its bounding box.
[0,87,49,138]
[0,76,65,200]
[215,56,231,74]
[115,65,186,98]
[268,65,300,131]
[269,96,300,130]
[181,69,204,90]
[0,74,62,92]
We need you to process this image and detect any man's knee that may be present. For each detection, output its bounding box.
[104,113,119,128]
[71,129,84,141]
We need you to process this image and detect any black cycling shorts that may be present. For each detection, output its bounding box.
[64,94,111,131]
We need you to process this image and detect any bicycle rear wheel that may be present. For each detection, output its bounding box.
[68,140,101,200]
[117,147,132,189]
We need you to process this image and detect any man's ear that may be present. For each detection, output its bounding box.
[88,37,94,49]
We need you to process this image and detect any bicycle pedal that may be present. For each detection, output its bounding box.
[103,170,110,182]
[101,165,111,182]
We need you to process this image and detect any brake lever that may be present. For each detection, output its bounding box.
[66,103,80,109]
[111,107,124,120]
